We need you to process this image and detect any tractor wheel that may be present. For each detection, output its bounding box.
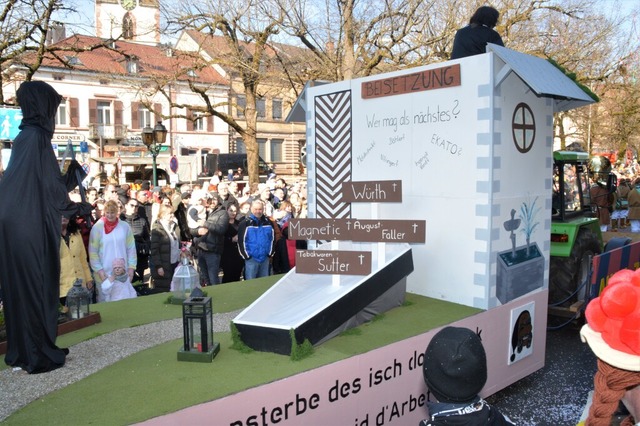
[549,229,602,307]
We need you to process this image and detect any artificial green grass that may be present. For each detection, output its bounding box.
[0,275,277,372]
[3,277,480,425]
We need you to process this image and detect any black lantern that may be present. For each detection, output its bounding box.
[66,279,92,319]
[177,288,220,362]
[142,121,167,186]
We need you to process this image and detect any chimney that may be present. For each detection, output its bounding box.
[326,41,335,54]
[46,23,66,45]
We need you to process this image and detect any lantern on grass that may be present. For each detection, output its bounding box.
[177,287,220,362]
[170,255,200,304]
[66,279,92,319]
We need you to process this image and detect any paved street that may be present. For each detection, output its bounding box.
[486,319,617,425]
[487,232,640,425]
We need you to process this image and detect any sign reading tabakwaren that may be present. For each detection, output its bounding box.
[341,180,402,203]
[288,218,426,243]
[296,250,372,275]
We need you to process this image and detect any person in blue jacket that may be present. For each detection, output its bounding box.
[237,200,275,279]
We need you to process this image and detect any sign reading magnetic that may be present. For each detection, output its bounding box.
[296,250,371,275]
[341,180,402,203]
[289,218,426,243]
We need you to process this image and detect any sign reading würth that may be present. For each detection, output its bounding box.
[296,250,371,275]
[361,64,461,99]
[288,218,426,243]
[341,180,402,203]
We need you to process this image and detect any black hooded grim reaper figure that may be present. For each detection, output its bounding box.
[0,81,88,373]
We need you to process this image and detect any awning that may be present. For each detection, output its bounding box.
[91,157,155,165]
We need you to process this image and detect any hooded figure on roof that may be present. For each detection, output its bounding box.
[0,81,91,374]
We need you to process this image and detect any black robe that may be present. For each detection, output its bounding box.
[0,81,81,373]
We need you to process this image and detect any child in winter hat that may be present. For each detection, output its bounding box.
[580,268,640,426]
[419,326,514,425]
[100,258,137,302]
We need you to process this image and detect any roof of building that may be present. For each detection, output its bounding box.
[19,34,227,86]
[487,43,596,112]
[181,30,314,78]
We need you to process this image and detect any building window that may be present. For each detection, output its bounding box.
[236,139,246,153]
[97,101,111,125]
[123,13,134,39]
[270,139,283,162]
[126,58,138,74]
[139,107,152,128]
[258,138,267,158]
[55,98,67,126]
[257,98,266,119]
[193,112,205,131]
[236,95,246,118]
[65,56,82,66]
[272,99,282,120]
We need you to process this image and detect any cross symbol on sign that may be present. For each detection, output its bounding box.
[512,102,536,153]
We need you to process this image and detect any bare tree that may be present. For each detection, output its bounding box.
[156,0,291,185]
[0,1,131,105]
[0,0,67,104]
[277,0,636,151]
[276,0,432,80]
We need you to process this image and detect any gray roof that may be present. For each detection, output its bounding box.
[285,80,329,123]
[487,43,595,112]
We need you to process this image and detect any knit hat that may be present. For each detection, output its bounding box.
[581,268,640,370]
[112,258,126,270]
[581,268,640,426]
[423,326,487,403]
[190,189,207,203]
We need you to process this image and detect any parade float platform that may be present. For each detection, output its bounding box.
[0,275,489,425]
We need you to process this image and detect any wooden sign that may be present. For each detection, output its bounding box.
[289,218,426,243]
[341,180,402,203]
[346,219,426,243]
[361,64,461,99]
[296,250,372,275]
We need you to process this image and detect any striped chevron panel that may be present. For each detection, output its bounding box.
[314,90,352,219]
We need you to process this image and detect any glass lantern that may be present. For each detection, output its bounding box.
[178,288,220,362]
[170,255,200,303]
[66,279,92,319]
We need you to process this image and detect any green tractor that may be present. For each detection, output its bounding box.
[548,150,616,320]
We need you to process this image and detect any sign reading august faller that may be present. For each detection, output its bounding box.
[288,218,426,243]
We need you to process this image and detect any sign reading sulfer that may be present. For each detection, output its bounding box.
[296,250,372,275]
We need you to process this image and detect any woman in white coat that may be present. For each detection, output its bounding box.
[89,200,137,302]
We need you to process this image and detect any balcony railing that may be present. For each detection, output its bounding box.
[88,124,128,140]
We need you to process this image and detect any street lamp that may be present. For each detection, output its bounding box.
[142,121,167,186]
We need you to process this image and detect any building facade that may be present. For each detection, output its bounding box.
[1,0,307,186]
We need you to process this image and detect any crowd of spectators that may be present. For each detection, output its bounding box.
[71,172,309,294]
